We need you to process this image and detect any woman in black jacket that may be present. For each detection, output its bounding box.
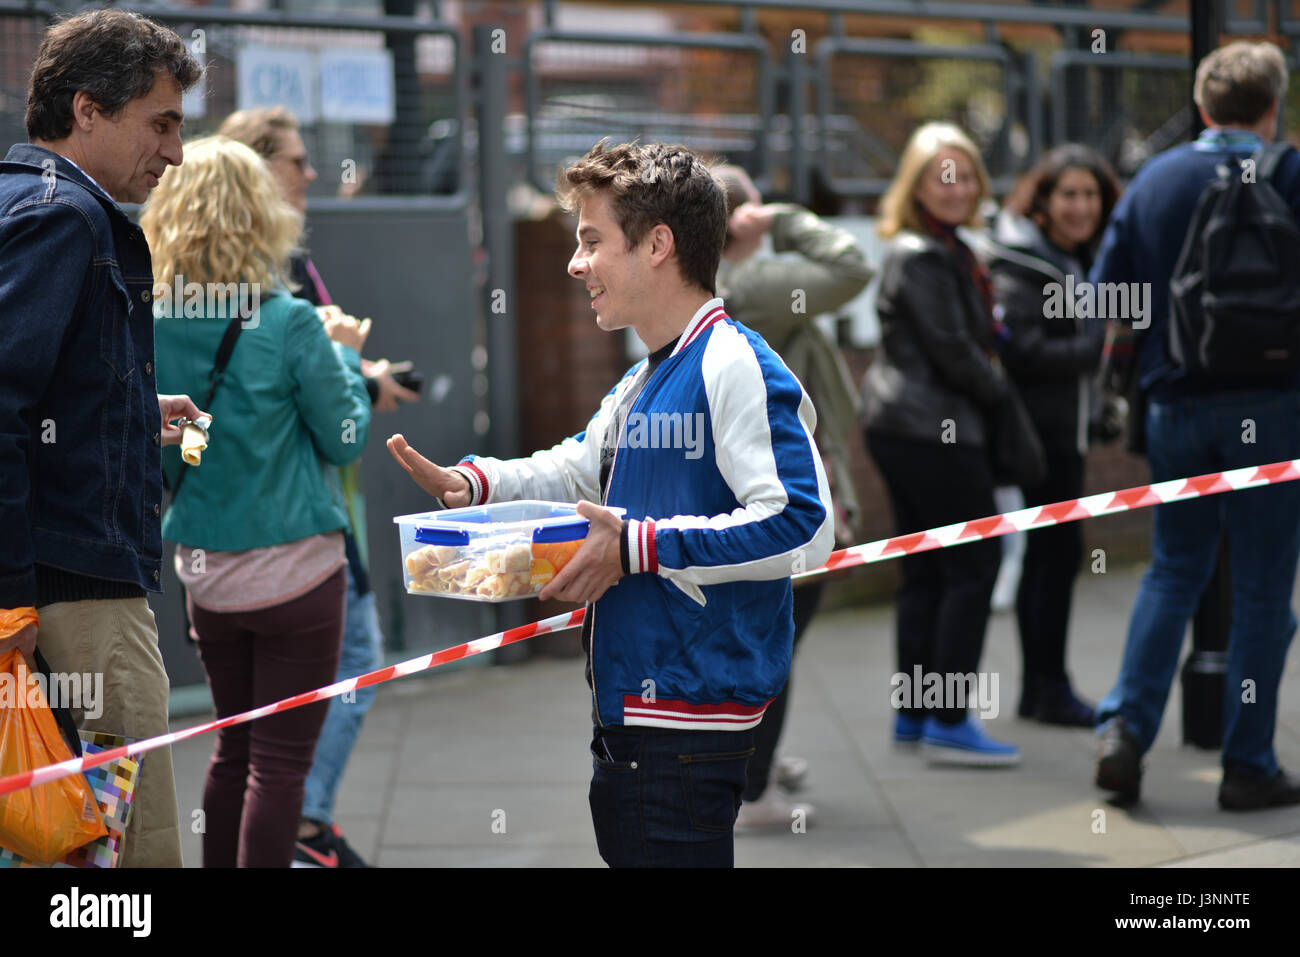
[862,122,1019,766]
[981,145,1120,726]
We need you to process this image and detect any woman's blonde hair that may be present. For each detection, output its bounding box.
[141,134,301,295]
[876,122,992,239]
[217,106,298,160]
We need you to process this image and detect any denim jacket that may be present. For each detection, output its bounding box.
[0,143,165,607]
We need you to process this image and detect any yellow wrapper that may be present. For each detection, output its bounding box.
[181,423,208,466]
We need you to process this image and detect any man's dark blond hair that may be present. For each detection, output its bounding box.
[556,139,726,295]
[1194,41,1288,127]
[218,106,299,160]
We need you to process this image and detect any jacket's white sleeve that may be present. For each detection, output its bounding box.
[453,367,637,506]
[622,324,834,600]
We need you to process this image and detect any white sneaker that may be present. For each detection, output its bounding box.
[773,755,808,792]
[735,789,815,832]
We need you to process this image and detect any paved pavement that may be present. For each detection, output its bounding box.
[169,561,1300,867]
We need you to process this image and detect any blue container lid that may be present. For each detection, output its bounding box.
[395,500,624,547]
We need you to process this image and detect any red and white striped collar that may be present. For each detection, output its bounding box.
[670,298,728,357]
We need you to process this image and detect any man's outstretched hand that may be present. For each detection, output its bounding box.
[386,433,471,507]
[158,394,206,447]
[539,500,626,604]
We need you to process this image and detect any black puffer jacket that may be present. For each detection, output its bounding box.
[978,212,1104,454]
[861,230,1008,447]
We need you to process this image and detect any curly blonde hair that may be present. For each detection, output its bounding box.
[141,135,301,295]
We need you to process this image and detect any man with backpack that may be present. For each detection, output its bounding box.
[1090,41,1300,810]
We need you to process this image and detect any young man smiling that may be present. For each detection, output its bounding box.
[388,140,833,866]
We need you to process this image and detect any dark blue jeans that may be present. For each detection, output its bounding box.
[589,726,754,867]
[1096,389,1300,777]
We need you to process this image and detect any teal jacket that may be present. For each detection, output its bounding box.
[155,290,371,551]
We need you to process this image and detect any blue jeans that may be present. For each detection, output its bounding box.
[589,727,754,867]
[301,563,383,824]
[1096,389,1300,777]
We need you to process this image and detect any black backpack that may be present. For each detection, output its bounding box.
[1167,142,1300,381]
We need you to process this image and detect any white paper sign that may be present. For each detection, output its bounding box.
[319,48,395,124]
[182,47,207,120]
[237,46,317,123]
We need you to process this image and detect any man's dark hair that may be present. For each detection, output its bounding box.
[26,9,203,142]
[556,139,726,295]
[1003,143,1121,252]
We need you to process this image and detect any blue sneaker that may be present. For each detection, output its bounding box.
[921,715,1021,767]
[893,713,925,749]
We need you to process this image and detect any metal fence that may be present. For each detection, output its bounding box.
[3,1,1299,206]
[1051,51,1193,179]
[814,36,1022,198]
[158,7,466,200]
[0,5,46,150]
[522,29,775,193]
[514,0,1297,205]
[0,4,468,200]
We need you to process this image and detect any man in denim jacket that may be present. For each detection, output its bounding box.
[0,10,203,865]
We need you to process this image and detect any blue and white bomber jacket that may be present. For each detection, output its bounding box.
[456,299,834,731]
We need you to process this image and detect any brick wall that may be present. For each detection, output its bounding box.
[515,212,625,451]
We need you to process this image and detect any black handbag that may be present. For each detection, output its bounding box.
[990,385,1047,488]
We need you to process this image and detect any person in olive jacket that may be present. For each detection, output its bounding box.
[977,145,1120,727]
[861,122,1019,766]
[714,164,873,827]
[146,136,372,868]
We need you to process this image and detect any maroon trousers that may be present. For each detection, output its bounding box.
[188,568,346,867]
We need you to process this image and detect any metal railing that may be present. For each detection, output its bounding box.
[136,5,470,204]
[0,4,471,203]
[541,0,1195,32]
[4,1,1298,208]
[814,36,1020,198]
[521,28,776,195]
[1049,50,1192,178]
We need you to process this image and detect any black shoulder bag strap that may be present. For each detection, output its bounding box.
[1254,141,1294,184]
[169,311,245,498]
[32,648,83,758]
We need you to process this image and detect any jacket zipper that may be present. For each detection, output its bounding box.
[591,369,639,729]
[592,357,664,729]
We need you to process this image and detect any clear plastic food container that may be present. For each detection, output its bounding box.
[393,500,626,602]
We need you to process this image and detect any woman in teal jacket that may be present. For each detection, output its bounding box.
[144,136,372,868]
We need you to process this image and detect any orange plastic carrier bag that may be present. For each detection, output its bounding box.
[0,647,107,864]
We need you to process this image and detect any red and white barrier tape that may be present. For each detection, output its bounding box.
[0,608,585,799]
[796,458,1300,579]
[3,456,1300,799]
